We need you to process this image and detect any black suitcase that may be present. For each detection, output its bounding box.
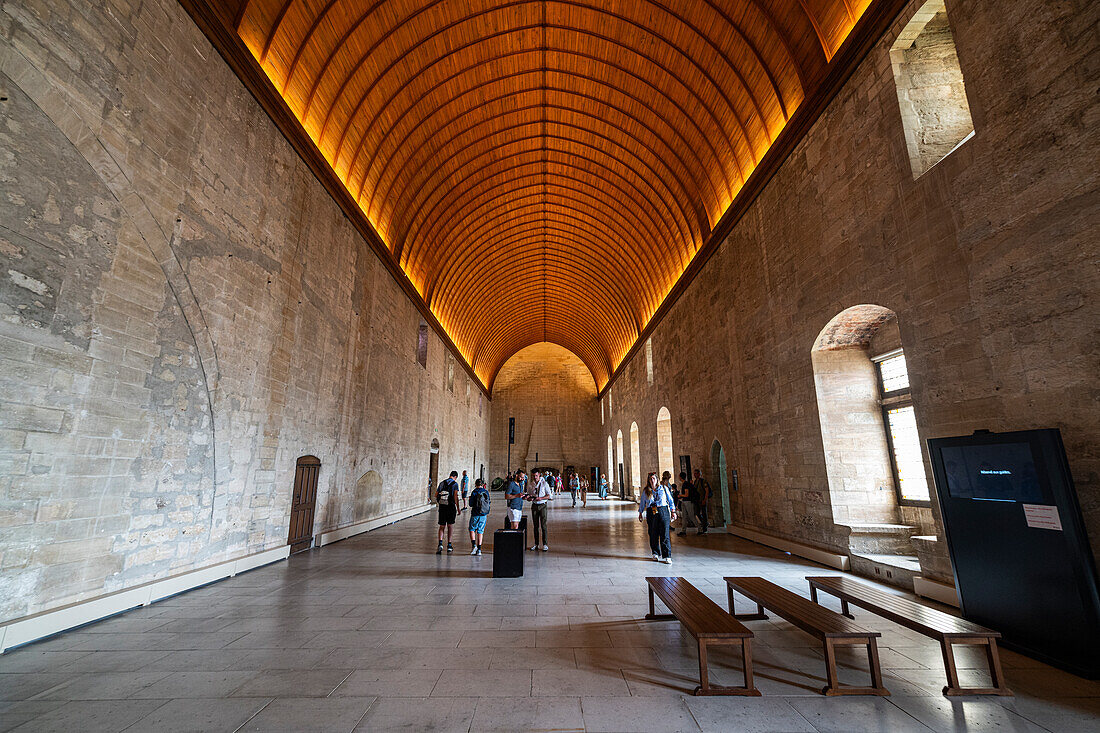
[492,529,524,578]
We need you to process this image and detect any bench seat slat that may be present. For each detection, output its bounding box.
[647,577,752,639]
[726,577,879,639]
[807,576,999,639]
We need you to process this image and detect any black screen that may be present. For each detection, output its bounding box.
[940,442,1044,502]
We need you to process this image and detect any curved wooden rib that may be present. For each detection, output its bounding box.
[235,0,871,389]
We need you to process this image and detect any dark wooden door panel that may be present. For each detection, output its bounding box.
[289,457,320,554]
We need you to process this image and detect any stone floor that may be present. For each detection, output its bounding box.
[2,496,1100,732]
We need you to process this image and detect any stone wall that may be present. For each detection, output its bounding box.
[0,0,487,623]
[489,343,601,482]
[602,0,1099,567]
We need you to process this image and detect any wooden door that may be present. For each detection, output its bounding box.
[288,456,320,554]
[428,450,439,502]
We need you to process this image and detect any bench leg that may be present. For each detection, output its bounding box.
[809,585,818,603]
[841,599,854,620]
[940,639,1013,696]
[985,640,1012,695]
[822,638,841,695]
[867,637,889,694]
[643,586,675,621]
[821,638,890,696]
[742,637,756,692]
[727,589,768,621]
[698,639,710,694]
[691,638,762,696]
[940,640,963,695]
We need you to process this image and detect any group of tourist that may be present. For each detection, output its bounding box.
[433,465,713,562]
[434,470,492,555]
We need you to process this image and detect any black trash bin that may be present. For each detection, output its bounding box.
[492,529,524,578]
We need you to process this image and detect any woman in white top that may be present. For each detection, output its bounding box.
[638,472,677,563]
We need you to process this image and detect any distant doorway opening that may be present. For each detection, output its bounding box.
[428,439,440,503]
[288,455,320,554]
[711,440,730,526]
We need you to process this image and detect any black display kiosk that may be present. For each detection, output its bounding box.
[928,428,1100,678]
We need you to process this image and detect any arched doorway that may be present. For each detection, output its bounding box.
[428,438,440,503]
[711,440,730,526]
[616,430,625,498]
[656,407,674,479]
[607,435,613,487]
[288,455,320,554]
[629,422,641,494]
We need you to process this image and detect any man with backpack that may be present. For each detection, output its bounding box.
[467,478,491,555]
[436,470,461,554]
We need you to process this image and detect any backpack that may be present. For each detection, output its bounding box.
[470,488,490,516]
[437,479,455,506]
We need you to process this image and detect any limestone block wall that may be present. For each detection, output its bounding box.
[0,0,487,623]
[489,343,602,481]
[603,0,1099,562]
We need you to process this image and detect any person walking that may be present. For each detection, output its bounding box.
[599,473,609,499]
[569,472,580,507]
[693,469,711,535]
[676,471,700,536]
[505,470,526,529]
[467,478,490,555]
[581,475,588,507]
[529,469,553,551]
[639,472,676,563]
[460,470,470,510]
[436,470,460,554]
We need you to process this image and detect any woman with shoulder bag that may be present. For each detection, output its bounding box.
[638,472,677,563]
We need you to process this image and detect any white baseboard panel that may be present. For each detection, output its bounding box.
[316,503,432,547]
[726,524,851,571]
[913,575,960,607]
[0,545,290,653]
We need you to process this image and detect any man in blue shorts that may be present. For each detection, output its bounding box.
[467,478,490,555]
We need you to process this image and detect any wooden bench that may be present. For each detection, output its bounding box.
[725,576,889,696]
[807,576,1011,696]
[644,577,759,696]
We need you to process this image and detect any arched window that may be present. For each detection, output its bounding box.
[656,407,673,479]
[891,0,974,178]
[607,435,614,480]
[645,338,654,384]
[629,422,641,492]
[616,430,625,495]
[812,305,931,531]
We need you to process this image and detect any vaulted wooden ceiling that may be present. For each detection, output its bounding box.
[185,0,889,391]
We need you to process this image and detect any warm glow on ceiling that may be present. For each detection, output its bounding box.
[232,0,871,388]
